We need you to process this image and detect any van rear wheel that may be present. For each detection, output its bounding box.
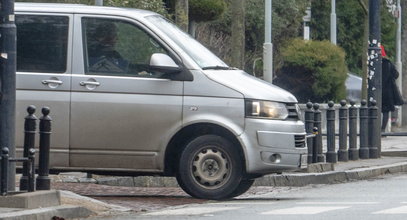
[176,135,244,200]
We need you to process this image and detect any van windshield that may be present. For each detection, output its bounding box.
[146,15,229,69]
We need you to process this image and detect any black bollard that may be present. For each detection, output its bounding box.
[1,147,9,196]
[325,101,337,163]
[338,100,349,161]
[368,100,379,158]
[348,101,359,160]
[305,102,314,164]
[312,127,318,163]
[28,148,36,192]
[313,104,325,162]
[359,100,369,159]
[36,107,52,190]
[20,105,37,191]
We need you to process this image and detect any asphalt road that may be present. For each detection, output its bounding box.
[87,173,407,220]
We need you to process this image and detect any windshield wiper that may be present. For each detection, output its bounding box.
[202,65,233,70]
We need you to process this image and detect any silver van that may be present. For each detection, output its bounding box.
[15,3,307,200]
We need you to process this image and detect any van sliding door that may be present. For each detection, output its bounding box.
[15,13,73,168]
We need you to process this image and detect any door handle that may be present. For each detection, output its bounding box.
[79,81,101,86]
[42,80,63,85]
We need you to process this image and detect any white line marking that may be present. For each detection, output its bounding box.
[144,207,240,216]
[262,206,350,215]
[212,202,276,205]
[297,202,379,205]
[374,206,407,214]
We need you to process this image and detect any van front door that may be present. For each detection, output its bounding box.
[15,14,72,167]
[70,15,183,172]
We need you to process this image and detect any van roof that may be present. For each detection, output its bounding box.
[15,2,158,18]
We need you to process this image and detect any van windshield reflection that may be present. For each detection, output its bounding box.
[146,15,228,69]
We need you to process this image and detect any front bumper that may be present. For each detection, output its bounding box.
[239,118,307,175]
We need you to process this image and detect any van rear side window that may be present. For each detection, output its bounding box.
[16,15,69,73]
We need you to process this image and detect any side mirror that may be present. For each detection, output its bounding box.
[150,53,181,74]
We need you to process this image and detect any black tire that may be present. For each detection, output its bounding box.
[176,135,244,200]
[229,179,255,198]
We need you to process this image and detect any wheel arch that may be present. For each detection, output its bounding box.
[163,123,246,176]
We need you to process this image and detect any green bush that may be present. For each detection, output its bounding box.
[274,39,347,103]
[189,0,226,22]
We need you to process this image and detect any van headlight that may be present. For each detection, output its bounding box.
[245,100,289,120]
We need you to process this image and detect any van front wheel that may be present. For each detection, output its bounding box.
[176,135,244,200]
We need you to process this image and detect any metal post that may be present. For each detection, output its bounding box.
[338,100,349,161]
[20,105,37,191]
[369,100,380,158]
[359,100,370,159]
[36,107,52,190]
[330,0,337,45]
[1,147,9,195]
[395,0,402,127]
[28,148,35,192]
[368,0,382,154]
[312,127,318,163]
[348,101,359,160]
[326,101,337,163]
[263,0,273,83]
[95,0,103,6]
[0,0,17,192]
[313,103,325,162]
[305,102,314,164]
[303,7,311,41]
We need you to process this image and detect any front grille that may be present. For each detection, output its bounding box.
[286,104,299,120]
[294,135,306,148]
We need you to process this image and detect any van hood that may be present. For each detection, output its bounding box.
[204,70,298,103]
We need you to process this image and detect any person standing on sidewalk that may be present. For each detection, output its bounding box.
[381,45,404,132]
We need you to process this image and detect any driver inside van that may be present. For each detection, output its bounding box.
[87,22,129,74]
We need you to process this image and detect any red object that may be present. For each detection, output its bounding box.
[380,45,387,57]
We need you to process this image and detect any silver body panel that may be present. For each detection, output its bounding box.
[14,3,306,176]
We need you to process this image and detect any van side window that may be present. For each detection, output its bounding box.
[16,15,69,73]
[82,17,168,78]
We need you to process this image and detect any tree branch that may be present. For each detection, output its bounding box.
[358,0,368,15]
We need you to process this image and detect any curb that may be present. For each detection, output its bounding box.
[254,161,407,187]
[381,151,407,157]
[88,162,407,188]
[0,205,93,220]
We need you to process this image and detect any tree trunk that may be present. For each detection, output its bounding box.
[175,0,189,32]
[231,0,245,69]
[401,0,407,125]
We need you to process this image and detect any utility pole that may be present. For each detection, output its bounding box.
[0,0,17,190]
[263,0,273,83]
[395,0,402,127]
[303,7,311,41]
[95,0,103,6]
[367,0,381,158]
[330,0,337,45]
